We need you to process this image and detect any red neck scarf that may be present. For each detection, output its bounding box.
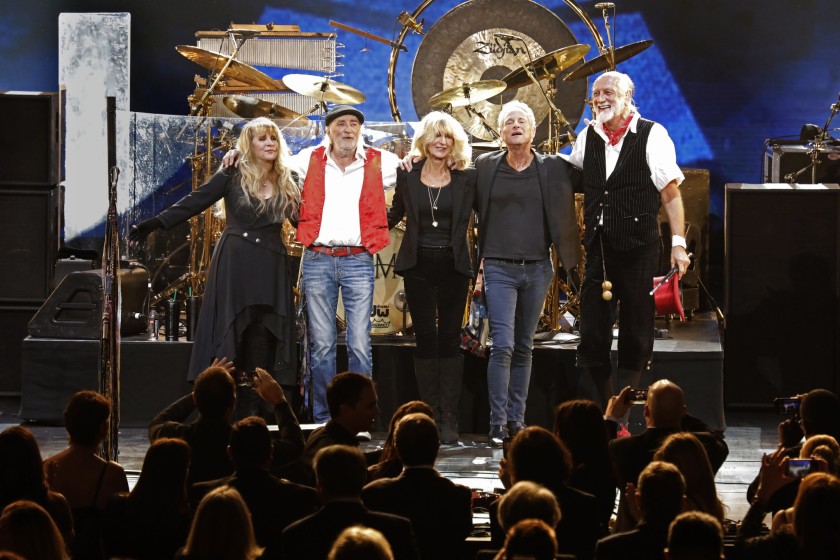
[603,112,634,146]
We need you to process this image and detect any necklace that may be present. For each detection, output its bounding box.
[426,185,444,228]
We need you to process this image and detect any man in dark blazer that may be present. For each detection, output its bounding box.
[595,461,686,560]
[473,100,580,445]
[362,413,472,560]
[149,363,305,485]
[191,416,317,559]
[282,444,420,560]
[606,380,728,532]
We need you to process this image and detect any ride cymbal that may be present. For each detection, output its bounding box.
[428,80,507,109]
[502,44,590,90]
[282,74,366,104]
[563,40,653,81]
[176,45,278,90]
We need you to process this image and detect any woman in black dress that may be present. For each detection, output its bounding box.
[129,117,300,414]
[387,111,475,443]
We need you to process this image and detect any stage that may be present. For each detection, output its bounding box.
[19,312,724,432]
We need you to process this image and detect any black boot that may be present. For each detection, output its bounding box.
[414,357,441,420]
[438,355,464,444]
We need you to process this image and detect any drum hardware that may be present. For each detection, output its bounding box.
[785,95,840,183]
[463,104,501,141]
[501,44,590,91]
[393,290,410,337]
[329,19,408,52]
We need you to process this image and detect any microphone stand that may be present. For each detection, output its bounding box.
[785,97,840,184]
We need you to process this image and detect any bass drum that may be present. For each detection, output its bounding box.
[337,225,412,335]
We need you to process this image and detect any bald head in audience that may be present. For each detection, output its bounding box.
[645,379,687,429]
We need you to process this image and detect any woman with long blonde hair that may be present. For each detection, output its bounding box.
[178,486,263,560]
[386,111,475,444]
[129,117,301,416]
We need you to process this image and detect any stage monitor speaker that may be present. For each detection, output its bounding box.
[724,184,840,407]
[0,187,61,303]
[28,266,149,339]
[0,91,63,186]
[0,305,40,393]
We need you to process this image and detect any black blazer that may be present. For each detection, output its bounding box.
[474,150,580,271]
[387,160,476,278]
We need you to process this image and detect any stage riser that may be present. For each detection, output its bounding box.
[21,338,723,432]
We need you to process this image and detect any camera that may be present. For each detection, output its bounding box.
[786,458,814,477]
[774,397,801,416]
[625,388,648,405]
[236,371,258,387]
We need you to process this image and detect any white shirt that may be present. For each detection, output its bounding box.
[291,136,398,247]
[565,112,684,191]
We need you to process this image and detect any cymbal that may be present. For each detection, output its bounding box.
[222,95,302,120]
[471,141,504,150]
[428,80,507,109]
[282,74,366,104]
[176,45,278,90]
[563,40,654,81]
[502,44,591,90]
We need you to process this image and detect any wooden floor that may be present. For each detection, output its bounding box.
[0,395,778,526]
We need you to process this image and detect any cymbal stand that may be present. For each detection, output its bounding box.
[597,3,617,70]
[462,104,501,140]
[503,37,576,151]
[280,101,327,133]
[786,97,840,184]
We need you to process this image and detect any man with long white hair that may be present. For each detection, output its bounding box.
[566,71,690,407]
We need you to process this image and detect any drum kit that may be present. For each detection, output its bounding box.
[162,0,658,333]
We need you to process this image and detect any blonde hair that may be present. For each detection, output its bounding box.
[801,434,840,474]
[327,526,394,560]
[653,432,725,521]
[408,111,472,170]
[235,117,300,221]
[182,486,263,560]
[0,500,68,560]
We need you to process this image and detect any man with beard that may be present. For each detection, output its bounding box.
[225,105,399,423]
[565,71,690,407]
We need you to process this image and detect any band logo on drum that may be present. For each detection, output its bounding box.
[374,252,397,279]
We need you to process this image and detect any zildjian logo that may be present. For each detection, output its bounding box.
[473,38,527,60]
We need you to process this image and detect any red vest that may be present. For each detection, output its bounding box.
[296,145,390,254]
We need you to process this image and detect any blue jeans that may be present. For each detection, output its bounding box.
[483,258,554,426]
[302,248,374,422]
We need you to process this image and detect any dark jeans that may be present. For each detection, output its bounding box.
[402,246,471,359]
[576,239,661,371]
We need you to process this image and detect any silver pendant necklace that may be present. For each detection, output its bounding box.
[427,184,443,228]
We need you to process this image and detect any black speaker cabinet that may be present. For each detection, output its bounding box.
[0,187,61,303]
[724,184,840,407]
[0,305,40,393]
[28,266,149,339]
[0,91,63,186]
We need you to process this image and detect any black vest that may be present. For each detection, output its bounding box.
[582,118,660,252]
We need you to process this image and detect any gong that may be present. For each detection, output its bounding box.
[411,0,588,144]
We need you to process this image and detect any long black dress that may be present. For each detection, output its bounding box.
[157,167,297,383]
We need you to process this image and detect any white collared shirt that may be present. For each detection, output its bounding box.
[291,136,399,246]
[565,112,684,191]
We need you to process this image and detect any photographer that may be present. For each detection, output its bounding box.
[745,388,840,512]
[604,380,728,532]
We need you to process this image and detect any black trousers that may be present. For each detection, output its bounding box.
[576,239,661,371]
[402,246,471,359]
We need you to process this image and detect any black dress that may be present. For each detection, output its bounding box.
[157,167,298,383]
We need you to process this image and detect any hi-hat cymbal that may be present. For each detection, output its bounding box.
[282,74,366,104]
[563,40,654,81]
[502,44,591,90]
[176,45,278,90]
[222,95,303,120]
[428,80,507,109]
